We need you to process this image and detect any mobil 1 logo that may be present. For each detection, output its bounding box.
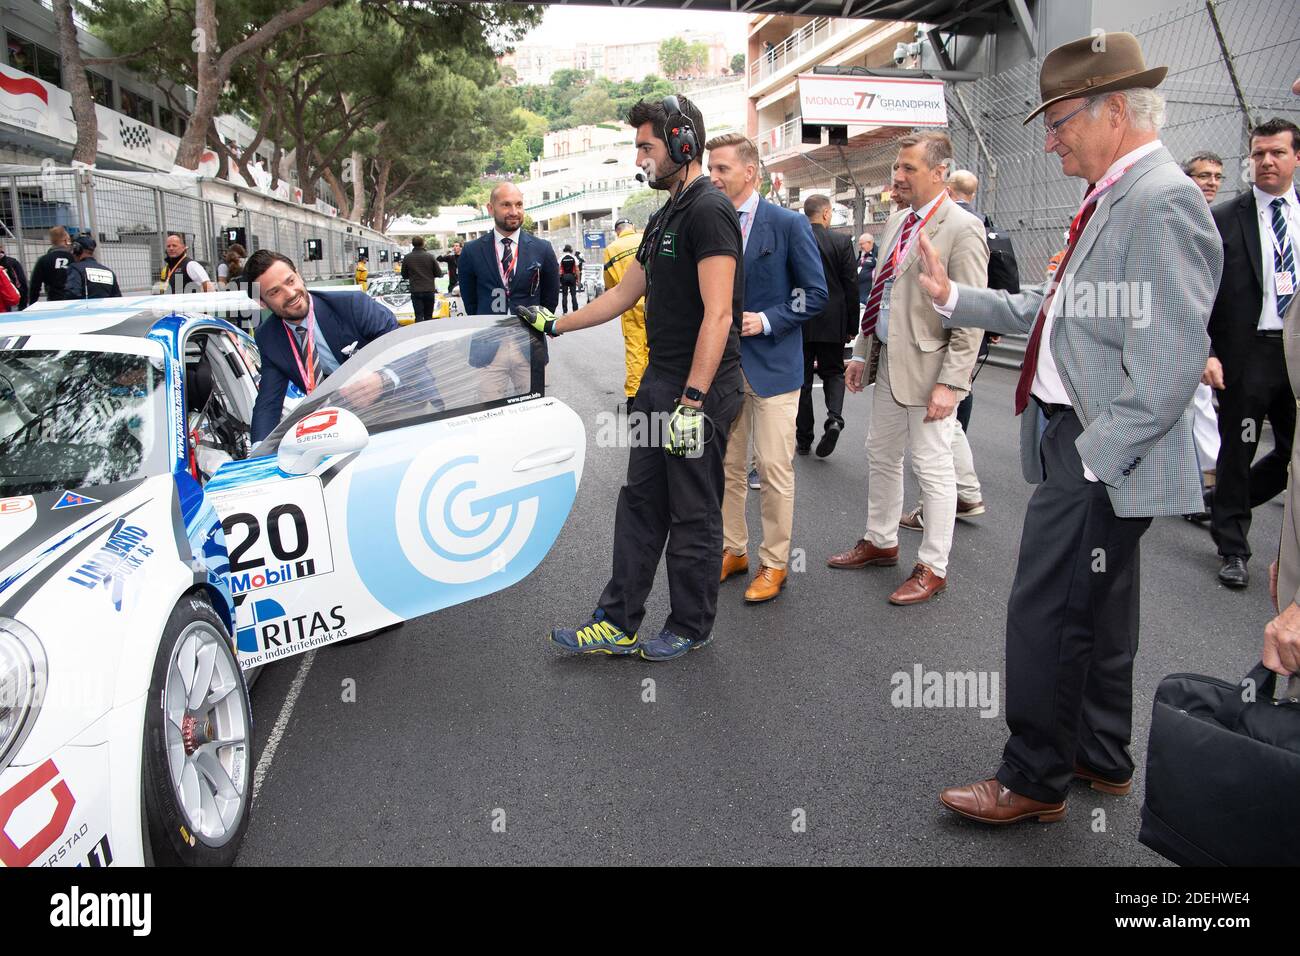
[211,476,335,597]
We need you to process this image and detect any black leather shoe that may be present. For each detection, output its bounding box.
[1218,555,1249,589]
[815,421,843,458]
[796,442,811,456]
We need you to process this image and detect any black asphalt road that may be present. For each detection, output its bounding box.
[238,319,1279,866]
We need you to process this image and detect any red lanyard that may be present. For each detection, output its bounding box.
[498,238,517,286]
[891,193,945,272]
[283,314,317,393]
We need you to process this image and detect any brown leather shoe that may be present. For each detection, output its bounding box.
[1073,763,1132,796]
[720,551,749,583]
[888,563,946,605]
[827,539,898,569]
[940,778,1066,824]
[744,566,787,603]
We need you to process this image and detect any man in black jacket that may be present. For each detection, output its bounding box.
[27,227,75,304]
[0,240,29,310]
[65,235,122,299]
[399,236,442,322]
[437,242,461,291]
[1206,117,1300,589]
[798,194,857,457]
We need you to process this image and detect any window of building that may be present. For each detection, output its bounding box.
[158,105,177,135]
[119,88,155,126]
[5,32,61,88]
[85,70,114,108]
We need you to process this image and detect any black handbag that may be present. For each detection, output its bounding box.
[1139,662,1300,865]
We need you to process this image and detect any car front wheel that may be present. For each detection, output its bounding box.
[142,593,252,865]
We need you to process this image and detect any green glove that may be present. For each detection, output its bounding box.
[664,403,704,458]
[516,305,561,337]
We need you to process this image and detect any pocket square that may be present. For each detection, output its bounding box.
[341,341,359,356]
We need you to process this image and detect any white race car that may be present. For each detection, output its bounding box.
[0,294,583,866]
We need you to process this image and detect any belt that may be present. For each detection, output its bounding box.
[1034,396,1070,419]
[1257,329,1284,338]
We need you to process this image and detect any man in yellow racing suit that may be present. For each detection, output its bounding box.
[602,218,648,410]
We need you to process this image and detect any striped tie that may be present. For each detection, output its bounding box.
[1272,198,1294,318]
[860,213,919,337]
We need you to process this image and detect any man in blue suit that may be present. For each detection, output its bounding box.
[707,133,827,603]
[457,182,560,386]
[246,249,406,443]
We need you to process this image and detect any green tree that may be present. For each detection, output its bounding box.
[658,37,691,76]
[570,87,617,126]
[618,189,665,229]
[688,41,709,74]
[730,53,746,74]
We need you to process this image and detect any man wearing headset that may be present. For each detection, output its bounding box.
[518,94,745,662]
[65,235,122,299]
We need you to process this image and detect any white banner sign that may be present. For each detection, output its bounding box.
[798,75,948,128]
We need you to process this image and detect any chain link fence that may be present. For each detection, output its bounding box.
[0,167,397,297]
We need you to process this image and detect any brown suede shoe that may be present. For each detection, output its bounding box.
[827,539,899,569]
[1073,763,1133,796]
[888,563,946,605]
[939,778,1066,824]
[744,566,787,603]
[720,551,749,583]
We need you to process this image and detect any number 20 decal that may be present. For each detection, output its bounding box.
[222,504,310,573]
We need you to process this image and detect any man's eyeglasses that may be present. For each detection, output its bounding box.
[1043,101,1092,140]
[1191,171,1224,182]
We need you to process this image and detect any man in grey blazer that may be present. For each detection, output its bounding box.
[915,33,1223,825]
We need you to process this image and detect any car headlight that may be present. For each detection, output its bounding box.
[0,618,46,774]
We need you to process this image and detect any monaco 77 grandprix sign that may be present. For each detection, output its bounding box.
[797,75,948,127]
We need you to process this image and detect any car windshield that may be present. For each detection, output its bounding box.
[0,347,169,495]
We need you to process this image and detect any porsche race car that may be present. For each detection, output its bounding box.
[0,293,583,866]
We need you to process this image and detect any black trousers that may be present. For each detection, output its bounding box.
[559,279,579,313]
[410,291,436,323]
[1211,335,1294,560]
[956,391,974,432]
[598,366,743,642]
[997,408,1152,804]
[796,340,846,447]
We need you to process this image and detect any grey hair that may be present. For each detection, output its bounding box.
[1088,88,1166,131]
[1181,151,1223,175]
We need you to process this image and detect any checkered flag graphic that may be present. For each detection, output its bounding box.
[118,118,152,151]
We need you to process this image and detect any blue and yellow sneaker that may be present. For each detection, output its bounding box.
[637,627,712,662]
[550,610,639,656]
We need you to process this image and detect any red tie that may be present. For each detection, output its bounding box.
[1013,186,1098,415]
[861,213,919,336]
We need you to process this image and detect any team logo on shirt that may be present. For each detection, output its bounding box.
[659,231,677,258]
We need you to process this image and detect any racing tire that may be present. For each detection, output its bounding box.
[142,592,253,866]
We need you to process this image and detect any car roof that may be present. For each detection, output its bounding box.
[2,292,261,339]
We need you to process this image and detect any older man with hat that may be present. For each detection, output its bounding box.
[915,32,1223,824]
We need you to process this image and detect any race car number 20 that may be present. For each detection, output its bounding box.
[212,478,334,596]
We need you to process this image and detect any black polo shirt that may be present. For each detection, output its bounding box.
[639,177,743,385]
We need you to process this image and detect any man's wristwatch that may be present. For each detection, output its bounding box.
[940,383,964,392]
[683,386,706,403]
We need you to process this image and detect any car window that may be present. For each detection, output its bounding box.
[0,348,169,494]
[255,315,542,453]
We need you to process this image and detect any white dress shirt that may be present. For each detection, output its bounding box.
[1254,184,1299,331]
[878,192,942,346]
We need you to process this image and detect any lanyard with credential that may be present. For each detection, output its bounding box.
[283,315,318,394]
[890,193,946,272]
[1262,192,1299,263]
[163,255,188,284]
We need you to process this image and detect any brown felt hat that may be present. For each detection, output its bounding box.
[1023,31,1167,125]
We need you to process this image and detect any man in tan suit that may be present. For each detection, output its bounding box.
[827,132,988,605]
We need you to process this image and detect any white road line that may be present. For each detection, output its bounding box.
[252,649,317,800]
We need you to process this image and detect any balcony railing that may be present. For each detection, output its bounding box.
[749,17,858,86]
[757,117,804,161]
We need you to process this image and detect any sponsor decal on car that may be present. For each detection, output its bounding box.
[211,477,334,598]
[51,491,101,510]
[65,517,154,610]
[0,759,76,868]
[233,597,347,668]
[229,559,318,596]
[295,409,339,439]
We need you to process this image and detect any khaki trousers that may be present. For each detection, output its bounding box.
[865,349,957,576]
[722,373,799,569]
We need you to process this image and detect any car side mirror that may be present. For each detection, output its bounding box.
[276,406,369,475]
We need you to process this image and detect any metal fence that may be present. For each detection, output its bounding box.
[0,167,398,295]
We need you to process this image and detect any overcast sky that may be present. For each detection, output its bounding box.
[522,6,751,50]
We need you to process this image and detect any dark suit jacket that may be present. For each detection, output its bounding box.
[251,290,399,442]
[806,223,857,343]
[1208,186,1298,386]
[857,251,877,306]
[740,199,827,396]
[458,230,559,364]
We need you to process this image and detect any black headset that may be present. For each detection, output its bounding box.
[662,95,698,168]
